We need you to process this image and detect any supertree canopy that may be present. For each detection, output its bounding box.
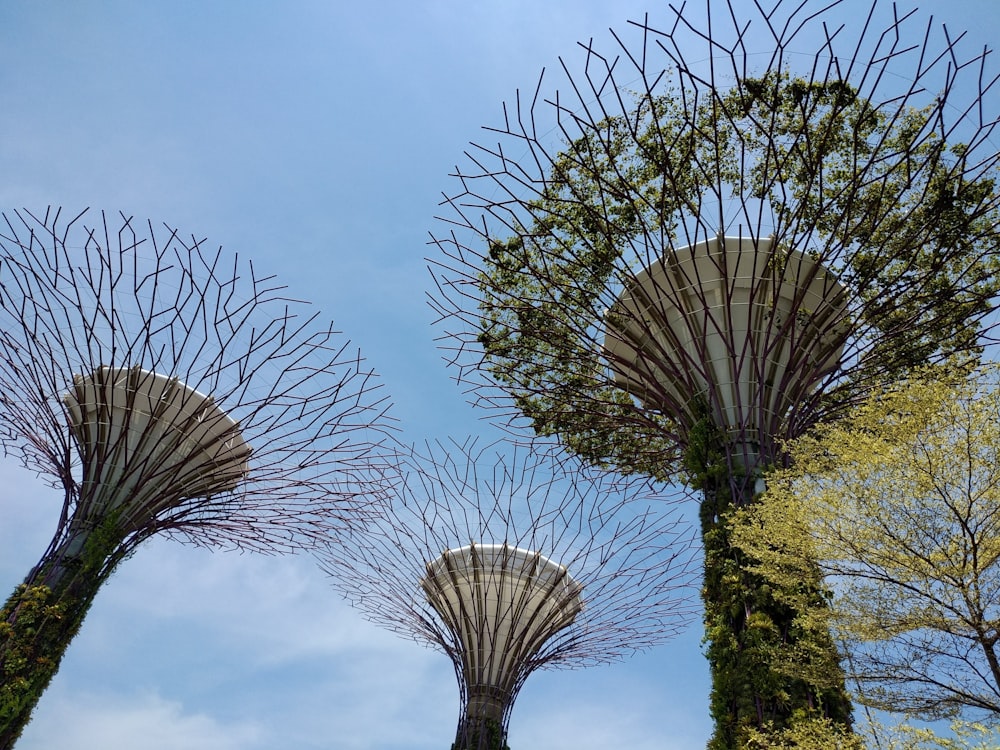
[319,438,699,750]
[427,1,1000,746]
[0,207,396,748]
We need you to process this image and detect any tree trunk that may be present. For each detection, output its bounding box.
[700,480,854,750]
[452,691,510,750]
[0,537,114,749]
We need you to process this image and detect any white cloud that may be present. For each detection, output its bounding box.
[509,655,707,750]
[9,531,461,750]
[19,688,264,750]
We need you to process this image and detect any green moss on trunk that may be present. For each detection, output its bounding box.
[686,416,853,750]
[0,515,126,749]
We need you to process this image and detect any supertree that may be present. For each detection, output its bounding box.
[427,1,1000,746]
[319,437,699,750]
[0,207,396,748]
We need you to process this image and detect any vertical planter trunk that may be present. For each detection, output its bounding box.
[608,236,855,747]
[697,471,853,749]
[0,536,119,750]
[453,707,510,750]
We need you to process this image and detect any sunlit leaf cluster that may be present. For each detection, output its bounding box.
[734,364,1000,722]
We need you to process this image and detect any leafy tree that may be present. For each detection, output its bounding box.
[732,364,1000,726]
[429,6,1000,747]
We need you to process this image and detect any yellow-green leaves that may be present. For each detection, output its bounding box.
[743,711,865,750]
[733,364,1000,722]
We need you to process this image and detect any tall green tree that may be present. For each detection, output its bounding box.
[429,4,1000,747]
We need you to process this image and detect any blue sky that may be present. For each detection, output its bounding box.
[0,2,997,748]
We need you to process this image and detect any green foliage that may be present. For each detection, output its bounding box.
[480,226,679,480]
[0,577,104,750]
[0,585,66,742]
[702,490,853,749]
[863,719,1000,750]
[0,514,129,747]
[476,70,1000,477]
[682,411,732,495]
[744,714,1000,749]
[744,711,865,749]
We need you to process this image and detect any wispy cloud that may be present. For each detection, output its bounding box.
[19,688,265,750]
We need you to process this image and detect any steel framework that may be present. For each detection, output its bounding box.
[0,207,396,748]
[320,438,698,750]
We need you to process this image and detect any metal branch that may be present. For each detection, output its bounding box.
[319,438,698,749]
[0,207,398,747]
